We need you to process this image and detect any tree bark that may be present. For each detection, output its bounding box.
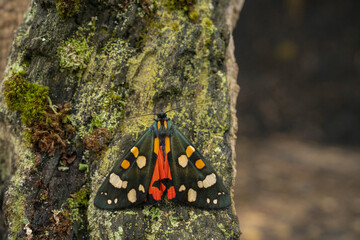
[0,0,244,239]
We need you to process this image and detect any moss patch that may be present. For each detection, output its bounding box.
[56,0,83,18]
[3,71,49,125]
[58,36,94,78]
[166,0,199,22]
[65,185,90,229]
[2,70,75,157]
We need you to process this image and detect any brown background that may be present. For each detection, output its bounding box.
[0,0,30,79]
[234,0,360,239]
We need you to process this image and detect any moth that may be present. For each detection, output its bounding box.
[94,112,231,209]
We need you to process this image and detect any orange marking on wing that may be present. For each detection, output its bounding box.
[157,121,161,130]
[195,159,205,169]
[164,120,168,130]
[167,186,176,200]
[165,137,170,154]
[154,137,159,154]
[148,154,162,200]
[121,160,130,169]
[148,146,175,201]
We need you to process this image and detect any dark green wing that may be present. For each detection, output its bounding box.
[94,124,157,210]
[167,124,231,209]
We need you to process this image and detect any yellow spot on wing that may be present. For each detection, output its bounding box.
[154,137,159,154]
[164,121,168,129]
[131,147,139,158]
[165,137,170,154]
[121,160,130,169]
[195,159,205,169]
[186,146,195,157]
[157,121,161,130]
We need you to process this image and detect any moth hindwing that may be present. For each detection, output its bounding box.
[94,112,231,210]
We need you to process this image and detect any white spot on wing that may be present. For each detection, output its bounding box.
[178,155,188,168]
[107,199,112,204]
[203,173,217,188]
[136,156,147,169]
[139,184,145,193]
[213,199,218,204]
[197,181,204,188]
[122,181,128,189]
[109,173,123,189]
[188,188,197,202]
[127,189,137,203]
[114,198,118,204]
[179,185,186,192]
[207,198,210,204]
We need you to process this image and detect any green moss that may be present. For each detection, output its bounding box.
[203,17,215,45]
[3,71,49,125]
[66,185,89,226]
[56,0,83,18]
[166,0,196,10]
[166,0,198,22]
[75,185,90,207]
[58,36,94,78]
[188,9,199,22]
[79,163,89,172]
[171,22,180,31]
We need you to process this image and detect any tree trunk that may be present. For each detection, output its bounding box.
[0,0,243,239]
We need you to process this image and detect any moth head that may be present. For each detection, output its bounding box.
[157,111,167,120]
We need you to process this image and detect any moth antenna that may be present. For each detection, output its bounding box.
[124,112,155,120]
[163,99,209,115]
[123,99,211,121]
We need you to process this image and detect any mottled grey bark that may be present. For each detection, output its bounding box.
[0,0,243,239]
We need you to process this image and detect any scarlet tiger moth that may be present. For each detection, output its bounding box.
[94,112,231,209]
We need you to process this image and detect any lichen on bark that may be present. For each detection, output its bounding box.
[0,0,243,239]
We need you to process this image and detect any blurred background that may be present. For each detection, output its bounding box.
[233,0,360,239]
[0,0,359,239]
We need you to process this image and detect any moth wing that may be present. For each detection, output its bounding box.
[168,125,231,209]
[94,125,157,210]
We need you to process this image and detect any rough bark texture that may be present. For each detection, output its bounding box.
[0,0,243,239]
